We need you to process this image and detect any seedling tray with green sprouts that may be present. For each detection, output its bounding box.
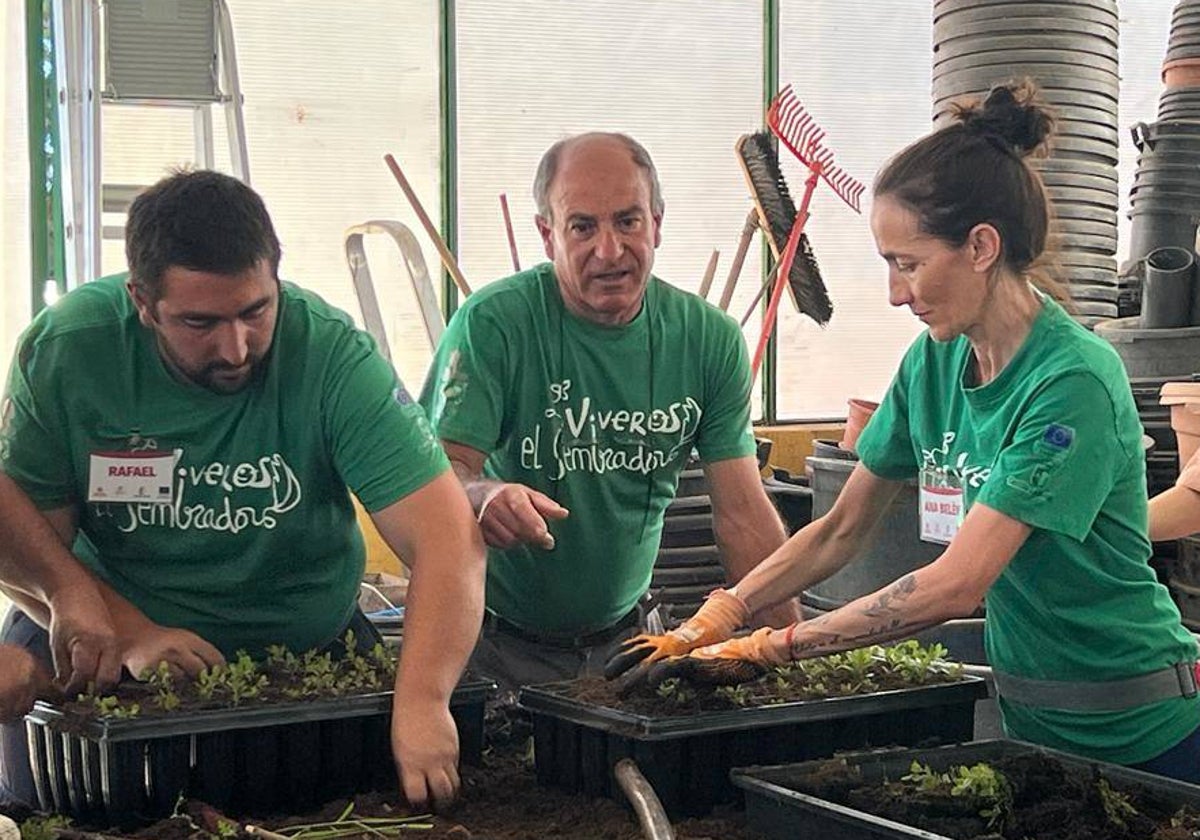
[518,640,986,818]
[24,632,491,824]
[730,739,1200,840]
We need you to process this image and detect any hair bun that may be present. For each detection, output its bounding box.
[953,80,1055,157]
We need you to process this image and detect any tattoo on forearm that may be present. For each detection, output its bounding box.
[789,575,923,659]
[861,574,917,618]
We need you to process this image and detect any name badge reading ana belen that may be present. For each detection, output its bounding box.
[88,450,175,504]
[919,467,964,546]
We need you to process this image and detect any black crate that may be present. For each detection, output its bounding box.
[731,738,1200,840]
[24,679,491,825]
[519,677,986,818]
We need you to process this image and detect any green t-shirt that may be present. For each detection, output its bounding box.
[420,264,755,635]
[1,274,449,657]
[856,296,1200,765]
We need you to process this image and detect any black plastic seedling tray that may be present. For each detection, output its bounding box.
[25,679,491,825]
[519,676,986,818]
[730,738,1200,840]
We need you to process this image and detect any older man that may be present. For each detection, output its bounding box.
[420,132,799,690]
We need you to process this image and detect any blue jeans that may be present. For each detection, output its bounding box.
[0,607,383,809]
[1130,722,1200,784]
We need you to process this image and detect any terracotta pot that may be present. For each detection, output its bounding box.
[1161,381,1200,469]
[840,398,880,452]
[1164,58,1200,87]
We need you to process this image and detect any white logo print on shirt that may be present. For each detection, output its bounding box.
[920,431,991,489]
[519,379,702,478]
[100,453,303,534]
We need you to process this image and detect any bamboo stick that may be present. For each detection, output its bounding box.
[383,154,472,297]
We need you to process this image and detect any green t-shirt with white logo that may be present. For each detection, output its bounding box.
[856,296,1200,765]
[420,264,755,635]
[1,274,449,657]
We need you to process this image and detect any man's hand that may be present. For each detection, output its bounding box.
[644,626,792,687]
[122,624,225,680]
[0,645,53,723]
[45,590,123,693]
[477,483,568,550]
[391,698,460,811]
[605,588,750,686]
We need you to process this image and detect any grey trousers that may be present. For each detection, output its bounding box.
[468,620,641,695]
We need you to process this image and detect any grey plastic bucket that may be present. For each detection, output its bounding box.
[805,456,941,608]
[1127,210,1199,265]
[1095,316,1200,379]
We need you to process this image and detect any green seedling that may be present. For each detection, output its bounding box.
[92,694,140,719]
[225,651,268,705]
[902,760,1012,829]
[1097,777,1138,827]
[145,660,182,711]
[19,814,72,840]
[654,678,695,705]
[714,684,754,707]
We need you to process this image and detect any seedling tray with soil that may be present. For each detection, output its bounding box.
[9,709,765,840]
[731,738,1200,839]
[519,640,987,818]
[23,634,491,825]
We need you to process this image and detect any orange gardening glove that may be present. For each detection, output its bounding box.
[646,626,794,687]
[605,588,749,684]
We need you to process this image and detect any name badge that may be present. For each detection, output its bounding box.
[88,451,175,504]
[919,468,963,545]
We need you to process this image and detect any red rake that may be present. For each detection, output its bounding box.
[768,85,864,213]
[750,87,864,378]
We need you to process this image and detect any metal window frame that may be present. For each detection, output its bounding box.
[26,0,66,317]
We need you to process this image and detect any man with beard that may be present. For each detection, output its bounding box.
[0,170,484,812]
[420,133,799,691]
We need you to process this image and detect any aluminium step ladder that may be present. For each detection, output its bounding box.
[53,0,249,291]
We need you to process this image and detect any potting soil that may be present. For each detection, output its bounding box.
[784,751,1200,840]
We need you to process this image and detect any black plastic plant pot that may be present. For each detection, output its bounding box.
[24,679,491,826]
[731,738,1200,840]
[518,677,986,819]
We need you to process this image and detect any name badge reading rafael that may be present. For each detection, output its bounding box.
[88,451,174,504]
[919,467,964,546]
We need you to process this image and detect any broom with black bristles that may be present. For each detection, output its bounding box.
[735,130,832,328]
[735,88,864,377]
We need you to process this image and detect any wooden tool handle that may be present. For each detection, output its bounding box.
[500,193,521,273]
[719,210,760,312]
[384,154,472,297]
[698,249,720,301]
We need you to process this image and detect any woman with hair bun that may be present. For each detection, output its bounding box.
[608,82,1200,781]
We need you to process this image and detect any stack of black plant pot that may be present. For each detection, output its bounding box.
[932,0,1121,329]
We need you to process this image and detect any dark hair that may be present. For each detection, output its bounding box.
[533,132,665,220]
[125,169,282,301]
[874,81,1071,305]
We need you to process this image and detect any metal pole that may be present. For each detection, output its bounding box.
[762,0,780,423]
[26,0,64,315]
[439,0,460,320]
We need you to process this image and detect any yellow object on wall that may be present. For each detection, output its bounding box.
[355,496,409,578]
[755,422,845,476]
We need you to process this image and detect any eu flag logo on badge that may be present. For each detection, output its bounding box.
[1042,423,1074,450]
[392,386,413,406]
